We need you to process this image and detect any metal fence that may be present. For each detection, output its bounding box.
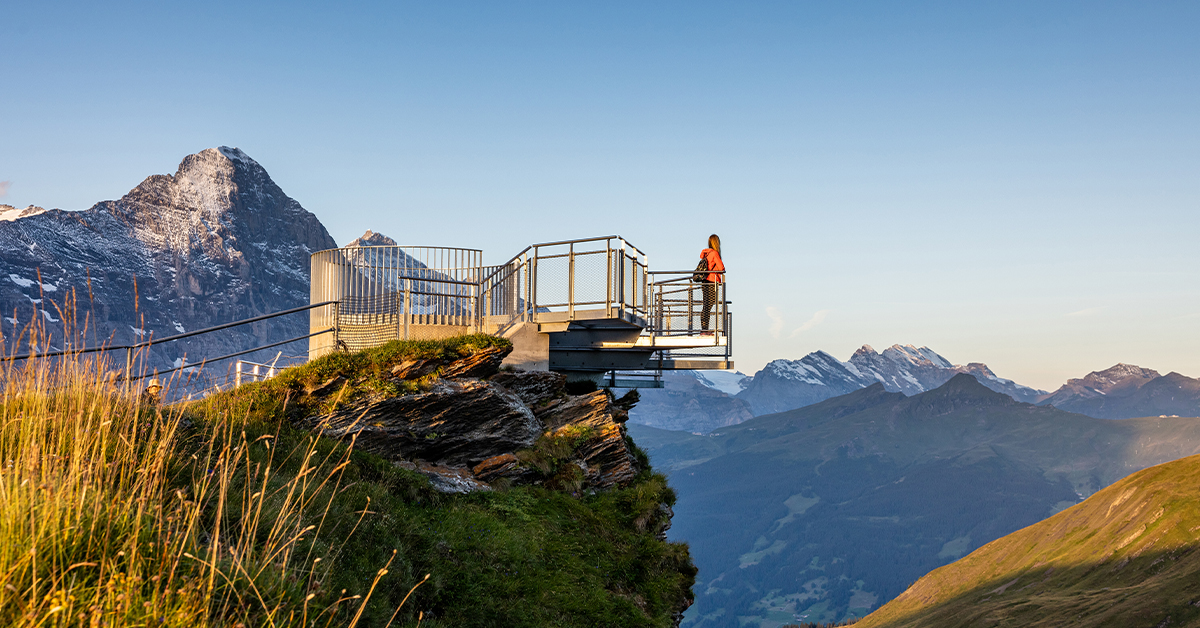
[310,245,484,353]
[310,236,729,365]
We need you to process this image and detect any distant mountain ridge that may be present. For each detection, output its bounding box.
[0,147,337,371]
[1036,363,1200,419]
[733,344,1046,417]
[629,345,1049,432]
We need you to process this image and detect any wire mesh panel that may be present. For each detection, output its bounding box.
[310,245,483,356]
[533,254,570,311]
[652,281,726,336]
[568,249,604,307]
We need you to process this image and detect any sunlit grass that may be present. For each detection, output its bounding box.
[0,322,691,627]
[0,345,421,627]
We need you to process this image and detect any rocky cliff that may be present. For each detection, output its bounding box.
[192,335,696,627]
[303,342,650,498]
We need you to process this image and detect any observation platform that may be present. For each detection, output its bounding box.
[309,236,732,386]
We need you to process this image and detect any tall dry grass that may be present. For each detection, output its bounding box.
[0,331,421,627]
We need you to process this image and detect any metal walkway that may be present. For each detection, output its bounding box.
[308,236,732,384]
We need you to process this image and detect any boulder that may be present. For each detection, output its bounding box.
[396,460,493,494]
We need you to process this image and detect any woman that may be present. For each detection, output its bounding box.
[699,234,724,333]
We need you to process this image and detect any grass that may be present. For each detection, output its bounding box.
[854,453,1200,628]
[0,332,693,627]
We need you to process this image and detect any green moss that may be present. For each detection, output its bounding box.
[193,334,511,426]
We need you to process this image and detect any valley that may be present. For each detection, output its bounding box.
[632,375,1200,625]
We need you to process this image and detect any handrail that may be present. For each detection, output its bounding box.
[122,328,334,382]
[648,270,725,275]
[334,244,483,254]
[530,235,621,249]
[4,300,337,361]
[478,246,532,285]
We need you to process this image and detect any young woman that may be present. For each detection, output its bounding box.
[699,234,724,333]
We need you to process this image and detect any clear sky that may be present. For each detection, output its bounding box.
[2,1,1197,390]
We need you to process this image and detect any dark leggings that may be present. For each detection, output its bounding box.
[701,282,718,330]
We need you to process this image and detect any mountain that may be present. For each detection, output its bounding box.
[733,351,873,416]
[0,204,47,222]
[733,344,1045,417]
[856,452,1200,628]
[626,371,755,433]
[628,375,1200,626]
[345,229,397,247]
[1038,363,1200,419]
[0,147,336,375]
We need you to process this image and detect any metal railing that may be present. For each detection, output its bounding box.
[475,236,650,333]
[235,355,284,387]
[310,246,484,353]
[309,235,729,365]
[3,302,336,401]
[4,301,336,382]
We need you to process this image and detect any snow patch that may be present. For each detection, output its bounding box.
[0,205,47,222]
[9,273,58,292]
[693,370,749,396]
[173,321,186,333]
[40,310,59,323]
[130,326,146,337]
[8,274,35,288]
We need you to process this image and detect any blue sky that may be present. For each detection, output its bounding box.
[2,1,1197,389]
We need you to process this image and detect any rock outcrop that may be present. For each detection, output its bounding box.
[317,379,542,468]
[307,357,642,493]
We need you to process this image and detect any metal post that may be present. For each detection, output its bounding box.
[533,250,540,323]
[616,239,625,320]
[124,347,132,391]
[568,243,575,321]
[404,278,411,340]
[522,254,530,322]
[606,243,613,318]
[687,282,694,333]
[236,361,242,387]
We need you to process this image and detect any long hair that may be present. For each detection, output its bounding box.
[708,234,721,253]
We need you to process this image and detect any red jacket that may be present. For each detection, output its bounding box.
[701,248,724,283]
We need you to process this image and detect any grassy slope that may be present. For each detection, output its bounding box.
[185,335,696,627]
[856,453,1200,628]
[0,336,694,627]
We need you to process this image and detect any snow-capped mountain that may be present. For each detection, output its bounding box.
[0,147,336,376]
[625,370,755,433]
[735,344,1047,416]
